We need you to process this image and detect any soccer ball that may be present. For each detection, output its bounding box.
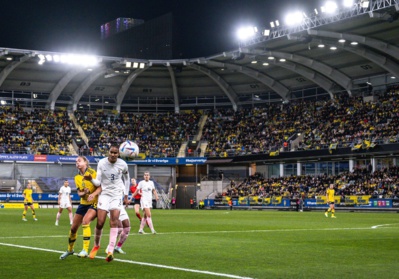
[119,140,139,159]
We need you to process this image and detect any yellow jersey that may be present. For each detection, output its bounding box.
[23,188,33,203]
[74,167,98,205]
[326,188,335,203]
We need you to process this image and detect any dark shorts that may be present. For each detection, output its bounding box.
[75,204,92,216]
[24,202,33,206]
[134,198,141,205]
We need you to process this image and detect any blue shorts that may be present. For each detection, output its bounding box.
[75,204,92,216]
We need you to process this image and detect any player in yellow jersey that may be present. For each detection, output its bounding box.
[325,184,336,218]
[22,183,38,221]
[60,156,101,260]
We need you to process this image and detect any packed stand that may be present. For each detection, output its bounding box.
[0,106,74,155]
[75,110,202,157]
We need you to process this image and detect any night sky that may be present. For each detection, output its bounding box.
[0,0,321,58]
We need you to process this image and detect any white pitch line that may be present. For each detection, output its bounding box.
[371,223,399,229]
[0,226,396,240]
[0,242,253,279]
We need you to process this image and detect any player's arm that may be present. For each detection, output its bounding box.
[88,186,102,202]
[153,187,159,201]
[58,190,61,204]
[122,169,130,205]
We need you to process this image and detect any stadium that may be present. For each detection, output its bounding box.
[0,1,399,278]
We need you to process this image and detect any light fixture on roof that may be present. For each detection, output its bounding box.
[321,1,338,13]
[285,11,304,26]
[350,41,359,45]
[263,29,270,36]
[139,63,145,69]
[133,62,139,68]
[391,76,396,79]
[338,39,346,43]
[6,56,12,61]
[318,44,325,48]
[330,46,337,50]
[267,56,275,60]
[262,62,269,66]
[270,21,275,28]
[279,58,286,62]
[343,0,355,7]
[360,0,370,8]
[237,26,257,41]
[251,60,257,64]
[314,8,319,15]
[126,61,132,68]
[0,100,6,105]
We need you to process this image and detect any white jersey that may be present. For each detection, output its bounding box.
[96,157,130,197]
[59,186,71,203]
[137,180,155,203]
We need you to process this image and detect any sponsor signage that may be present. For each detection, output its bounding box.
[0,154,207,165]
[392,199,399,208]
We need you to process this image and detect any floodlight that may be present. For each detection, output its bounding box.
[321,1,338,13]
[237,27,256,41]
[314,8,319,15]
[285,11,304,26]
[275,20,280,27]
[279,59,286,62]
[126,61,132,68]
[330,46,337,50]
[343,0,355,7]
[263,29,270,36]
[361,1,370,8]
[262,62,269,66]
[53,55,60,62]
[267,56,275,60]
[251,61,257,64]
[133,62,139,68]
[139,63,145,69]
[338,39,346,43]
[270,21,275,28]
[318,44,325,48]
[350,41,358,45]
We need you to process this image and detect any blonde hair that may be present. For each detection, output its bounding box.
[77,155,90,168]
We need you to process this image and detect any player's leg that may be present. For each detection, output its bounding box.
[145,208,156,234]
[22,204,28,221]
[30,204,38,220]
[67,206,73,225]
[331,204,336,218]
[78,208,97,258]
[60,207,85,260]
[134,203,142,221]
[89,208,107,259]
[56,207,63,225]
[115,209,130,254]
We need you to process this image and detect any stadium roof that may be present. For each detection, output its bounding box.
[0,1,399,112]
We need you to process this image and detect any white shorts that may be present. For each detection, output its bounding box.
[59,201,72,209]
[107,206,129,221]
[98,194,123,212]
[140,199,153,209]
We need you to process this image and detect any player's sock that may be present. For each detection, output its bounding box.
[332,209,335,215]
[147,217,154,231]
[69,213,73,223]
[56,212,61,222]
[327,208,331,212]
[117,227,130,247]
[108,228,118,253]
[22,210,27,219]
[32,210,37,219]
[139,217,146,230]
[136,212,142,220]
[118,227,123,239]
[94,228,103,247]
[82,224,91,252]
[68,231,77,252]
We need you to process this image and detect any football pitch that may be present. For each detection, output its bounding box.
[0,208,398,279]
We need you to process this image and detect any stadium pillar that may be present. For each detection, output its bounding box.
[349,159,355,172]
[297,162,302,176]
[279,163,284,177]
[371,157,376,173]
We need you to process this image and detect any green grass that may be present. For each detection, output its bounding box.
[0,209,398,279]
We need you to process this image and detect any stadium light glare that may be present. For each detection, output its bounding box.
[275,20,280,26]
[361,1,370,8]
[139,63,145,69]
[237,26,256,41]
[285,11,304,26]
[330,46,337,50]
[314,8,319,15]
[262,62,269,66]
[270,21,275,28]
[350,41,359,45]
[251,60,257,64]
[318,44,325,48]
[279,58,286,62]
[126,61,132,68]
[268,56,275,60]
[321,1,338,13]
[343,0,355,7]
[338,39,346,43]
[133,62,139,68]
[263,29,270,36]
